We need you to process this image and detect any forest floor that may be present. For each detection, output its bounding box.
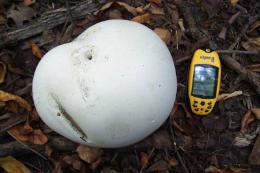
[0,0,260,173]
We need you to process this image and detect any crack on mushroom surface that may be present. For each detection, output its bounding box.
[50,93,88,142]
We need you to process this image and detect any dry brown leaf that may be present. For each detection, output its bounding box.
[140,152,149,168]
[63,155,82,171]
[168,158,178,167]
[242,37,260,52]
[0,15,6,25]
[5,101,19,113]
[98,2,138,16]
[8,123,48,145]
[154,28,171,44]
[116,2,137,16]
[230,0,239,6]
[240,110,255,134]
[99,2,114,12]
[205,165,247,173]
[29,129,48,145]
[149,0,162,4]
[251,108,260,120]
[108,9,122,19]
[23,0,36,6]
[132,13,150,24]
[248,21,260,33]
[0,90,31,111]
[29,108,40,122]
[76,145,102,164]
[147,160,169,172]
[7,4,36,27]
[247,64,260,72]
[217,91,243,101]
[0,156,32,173]
[0,62,6,84]
[31,43,43,59]
[149,4,164,15]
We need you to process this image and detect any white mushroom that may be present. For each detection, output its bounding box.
[32,20,177,148]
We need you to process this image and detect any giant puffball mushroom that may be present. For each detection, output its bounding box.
[32,20,177,148]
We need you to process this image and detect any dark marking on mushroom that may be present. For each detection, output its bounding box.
[87,54,92,60]
[50,93,88,142]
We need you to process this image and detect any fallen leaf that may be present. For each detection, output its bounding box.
[249,136,260,165]
[240,110,255,134]
[230,0,239,6]
[0,15,6,24]
[116,2,137,16]
[29,108,40,122]
[154,28,171,44]
[0,113,27,134]
[149,0,162,4]
[0,156,32,173]
[31,43,43,59]
[63,155,82,171]
[148,160,169,172]
[168,158,178,167]
[233,133,256,147]
[205,165,247,173]
[97,2,138,16]
[217,91,243,101]
[248,21,260,33]
[140,152,149,168]
[8,123,48,145]
[0,90,31,111]
[29,129,48,144]
[148,3,164,15]
[5,101,19,113]
[76,145,102,164]
[7,4,36,27]
[251,108,260,119]
[98,2,114,12]
[108,9,122,19]
[132,13,150,24]
[242,37,260,52]
[23,0,36,6]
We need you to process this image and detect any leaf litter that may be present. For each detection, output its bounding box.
[0,0,260,172]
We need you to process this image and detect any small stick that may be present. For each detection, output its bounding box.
[139,147,155,173]
[228,15,259,50]
[7,131,47,160]
[217,50,260,55]
[175,49,260,65]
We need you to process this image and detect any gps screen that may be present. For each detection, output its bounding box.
[192,65,218,98]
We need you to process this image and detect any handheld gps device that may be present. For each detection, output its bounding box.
[188,49,221,116]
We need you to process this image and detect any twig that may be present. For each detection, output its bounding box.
[0,0,99,47]
[169,106,190,173]
[7,131,47,160]
[217,50,260,55]
[65,0,74,24]
[139,147,155,173]
[175,49,260,65]
[218,12,241,40]
[228,15,259,50]
[175,55,191,64]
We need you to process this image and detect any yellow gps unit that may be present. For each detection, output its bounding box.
[188,49,221,116]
